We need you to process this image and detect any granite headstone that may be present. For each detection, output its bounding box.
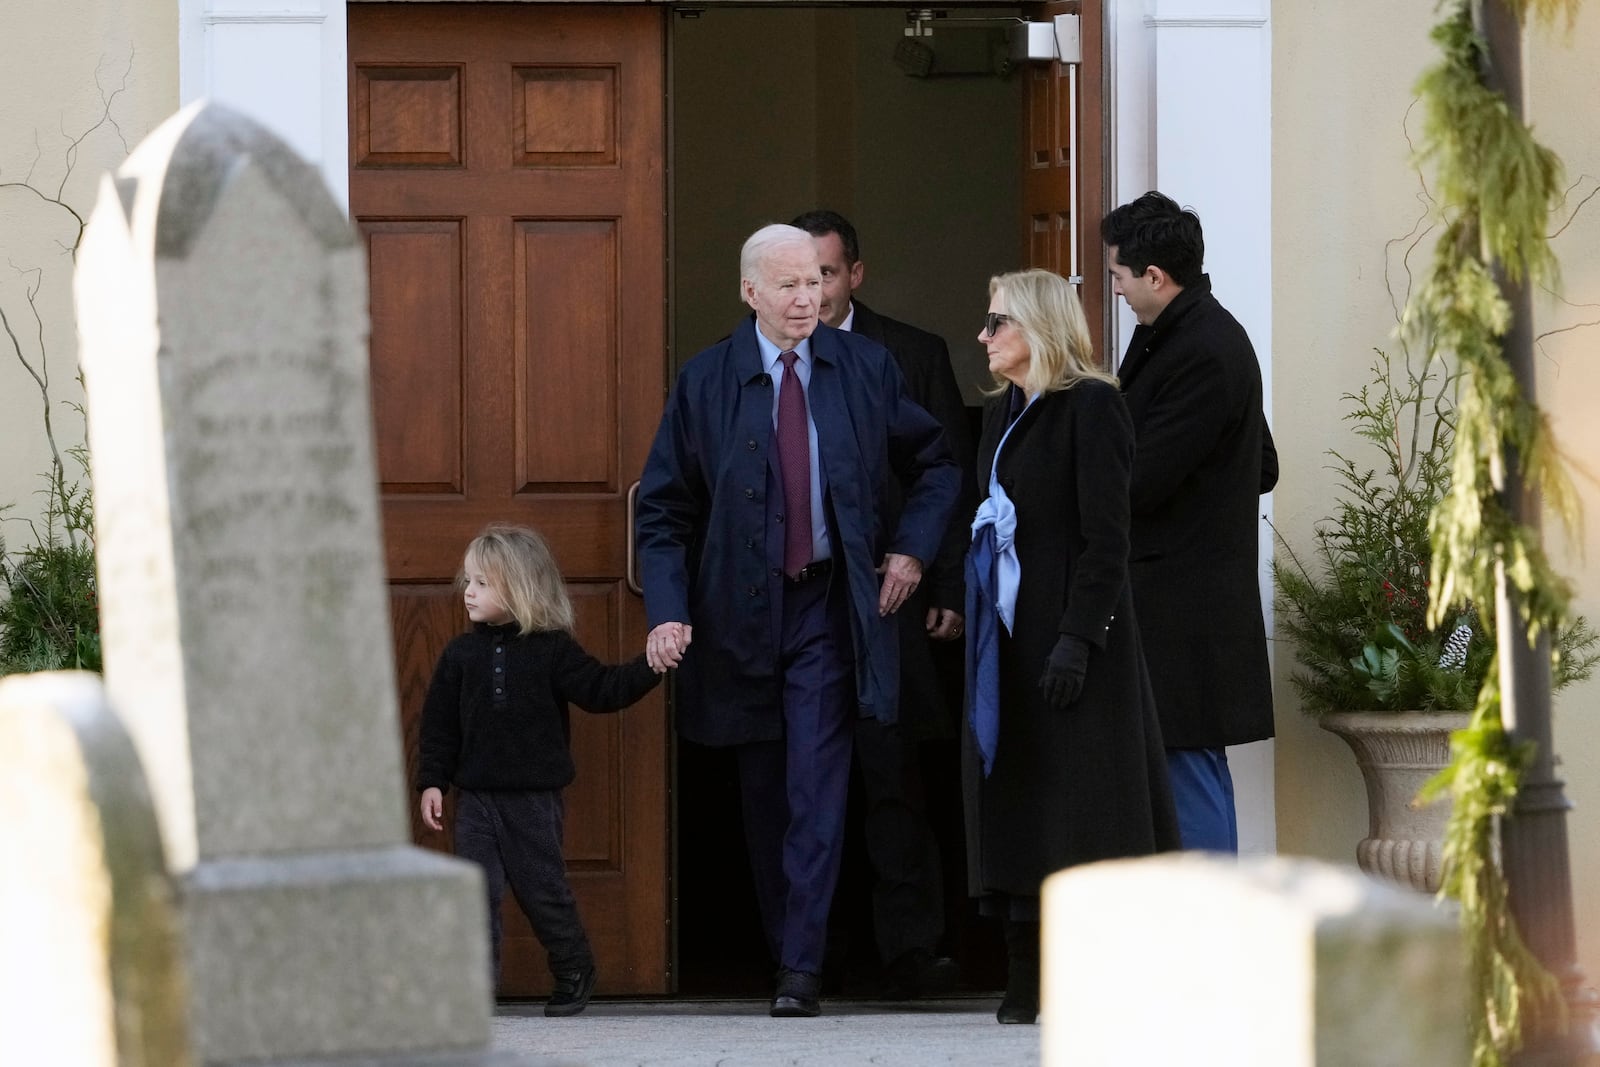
[1041,853,1468,1066]
[75,102,522,1065]
[0,671,190,1067]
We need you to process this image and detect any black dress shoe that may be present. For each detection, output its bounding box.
[770,968,821,1017]
[545,964,598,1017]
[883,949,962,999]
[996,988,1039,1025]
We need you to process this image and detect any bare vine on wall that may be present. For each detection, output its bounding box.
[0,51,129,518]
[1388,108,1600,483]
[0,51,131,674]
[1537,173,1600,388]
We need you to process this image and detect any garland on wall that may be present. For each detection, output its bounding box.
[1407,1,1583,1064]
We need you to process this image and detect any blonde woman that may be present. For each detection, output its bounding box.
[417,523,662,1017]
[964,270,1179,1024]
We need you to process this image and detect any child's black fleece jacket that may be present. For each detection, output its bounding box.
[416,621,660,793]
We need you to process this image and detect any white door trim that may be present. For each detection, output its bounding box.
[178,0,349,209]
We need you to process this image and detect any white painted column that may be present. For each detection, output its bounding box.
[178,0,349,209]
[1109,0,1276,855]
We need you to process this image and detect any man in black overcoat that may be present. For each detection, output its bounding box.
[791,210,978,997]
[1100,192,1278,852]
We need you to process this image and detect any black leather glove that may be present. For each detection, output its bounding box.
[1039,634,1091,711]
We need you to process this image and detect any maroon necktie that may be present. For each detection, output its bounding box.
[777,351,812,578]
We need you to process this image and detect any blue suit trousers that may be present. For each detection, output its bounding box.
[736,566,855,976]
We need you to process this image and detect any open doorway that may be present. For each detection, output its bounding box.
[667,4,1026,996]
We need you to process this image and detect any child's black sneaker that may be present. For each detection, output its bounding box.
[545,965,598,1017]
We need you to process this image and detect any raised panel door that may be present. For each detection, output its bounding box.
[350,2,668,996]
[1022,0,1109,365]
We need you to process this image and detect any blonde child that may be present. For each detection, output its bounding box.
[417,523,662,1017]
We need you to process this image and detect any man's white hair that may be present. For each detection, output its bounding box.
[739,224,814,297]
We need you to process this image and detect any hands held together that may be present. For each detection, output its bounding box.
[646,621,692,673]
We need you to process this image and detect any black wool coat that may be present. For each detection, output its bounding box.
[851,301,979,739]
[962,381,1179,898]
[1118,276,1278,749]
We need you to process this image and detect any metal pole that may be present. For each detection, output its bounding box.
[1472,2,1600,1062]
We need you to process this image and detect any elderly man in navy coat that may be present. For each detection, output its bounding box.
[637,224,960,1017]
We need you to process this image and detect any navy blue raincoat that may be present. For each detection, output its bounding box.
[637,317,960,746]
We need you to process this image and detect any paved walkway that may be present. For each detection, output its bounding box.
[490,997,1041,1067]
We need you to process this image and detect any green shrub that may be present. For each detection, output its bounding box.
[1272,349,1596,713]
[0,451,100,675]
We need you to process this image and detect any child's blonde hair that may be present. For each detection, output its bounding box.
[461,523,575,636]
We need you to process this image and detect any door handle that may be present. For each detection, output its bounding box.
[626,479,643,596]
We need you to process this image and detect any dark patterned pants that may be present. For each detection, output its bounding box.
[453,788,595,981]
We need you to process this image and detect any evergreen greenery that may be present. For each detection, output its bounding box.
[1407,2,1588,1063]
[1273,350,1596,715]
[0,445,99,675]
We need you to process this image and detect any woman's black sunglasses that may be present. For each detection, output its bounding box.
[982,313,1012,337]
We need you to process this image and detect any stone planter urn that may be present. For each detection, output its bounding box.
[1318,711,1469,893]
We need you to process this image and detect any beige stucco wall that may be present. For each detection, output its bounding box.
[1274,1,1600,986]
[1528,10,1600,992]
[0,0,176,542]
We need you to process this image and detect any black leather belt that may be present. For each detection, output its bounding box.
[787,558,833,584]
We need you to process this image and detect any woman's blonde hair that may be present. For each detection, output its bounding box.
[461,523,575,636]
[983,269,1117,397]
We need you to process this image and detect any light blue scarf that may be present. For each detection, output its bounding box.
[965,394,1029,776]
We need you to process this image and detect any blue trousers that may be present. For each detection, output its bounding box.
[736,567,855,976]
[1165,747,1238,853]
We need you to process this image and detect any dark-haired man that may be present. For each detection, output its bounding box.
[1100,191,1278,853]
[791,209,977,997]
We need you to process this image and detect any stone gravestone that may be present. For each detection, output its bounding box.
[0,671,190,1067]
[75,103,524,1065]
[1041,853,1467,1066]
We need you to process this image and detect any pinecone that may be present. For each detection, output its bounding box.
[1438,621,1473,671]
